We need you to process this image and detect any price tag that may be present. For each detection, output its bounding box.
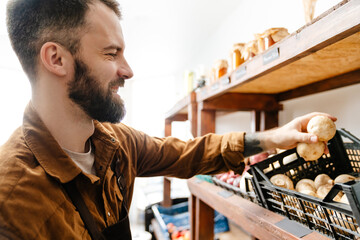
[217,190,233,198]
[220,76,230,86]
[234,66,246,80]
[211,82,220,91]
[200,88,207,98]
[263,47,280,65]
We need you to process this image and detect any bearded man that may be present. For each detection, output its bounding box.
[0,0,335,239]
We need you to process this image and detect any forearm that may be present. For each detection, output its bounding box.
[243,130,277,158]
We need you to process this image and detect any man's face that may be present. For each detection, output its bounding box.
[67,2,133,123]
[67,57,126,123]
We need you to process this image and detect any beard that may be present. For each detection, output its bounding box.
[67,58,126,123]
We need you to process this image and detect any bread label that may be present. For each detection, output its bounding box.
[220,76,230,86]
[211,82,220,91]
[263,47,280,65]
[234,66,246,80]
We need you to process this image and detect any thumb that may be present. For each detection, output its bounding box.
[296,132,318,144]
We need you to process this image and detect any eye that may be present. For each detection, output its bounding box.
[106,53,117,57]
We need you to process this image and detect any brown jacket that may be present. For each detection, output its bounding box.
[0,103,245,239]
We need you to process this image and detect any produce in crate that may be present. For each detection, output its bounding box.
[270,174,294,190]
[295,179,317,197]
[314,173,333,189]
[251,129,360,239]
[316,184,342,201]
[334,174,359,184]
[297,115,336,161]
[339,194,349,204]
[296,179,316,191]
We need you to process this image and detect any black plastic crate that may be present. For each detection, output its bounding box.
[212,174,259,205]
[250,129,360,239]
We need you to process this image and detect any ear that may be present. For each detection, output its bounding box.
[39,42,71,77]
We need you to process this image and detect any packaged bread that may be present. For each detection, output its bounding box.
[230,43,245,70]
[242,40,259,61]
[214,59,228,80]
[262,28,289,49]
[303,0,317,23]
[255,33,266,53]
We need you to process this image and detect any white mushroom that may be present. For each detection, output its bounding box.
[334,174,358,184]
[297,141,326,161]
[337,194,349,204]
[296,179,316,192]
[316,184,342,201]
[314,174,333,189]
[270,174,294,190]
[307,115,337,141]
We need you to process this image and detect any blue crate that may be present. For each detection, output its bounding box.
[155,201,229,235]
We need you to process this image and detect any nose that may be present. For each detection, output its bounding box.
[117,57,133,80]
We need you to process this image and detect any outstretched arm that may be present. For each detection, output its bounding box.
[243,112,337,158]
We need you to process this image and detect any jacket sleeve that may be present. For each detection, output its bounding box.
[126,126,246,178]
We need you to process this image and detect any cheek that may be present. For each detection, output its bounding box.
[96,62,118,81]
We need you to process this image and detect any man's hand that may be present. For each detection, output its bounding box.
[244,112,337,158]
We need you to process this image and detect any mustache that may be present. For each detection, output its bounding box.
[109,78,125,88]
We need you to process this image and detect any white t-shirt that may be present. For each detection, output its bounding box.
[63,141,96,175]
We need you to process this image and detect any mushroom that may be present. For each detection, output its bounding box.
[307,115,336,141]
[296,179,317,197]
[316,184,342,201]
[314,174,333,189]
[296,179,316,192]
[337,194,349,204]
[334,174,358,184]
[270,174,294,190]
[297,141,326,161]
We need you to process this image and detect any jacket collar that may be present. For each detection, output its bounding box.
[22,102,119,183]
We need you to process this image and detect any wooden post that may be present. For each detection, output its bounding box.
[189,194,197,240]
[197,101,216,136]
[162,177,172,207]
[195,197,214,240]
[251,111,261,132]
[260,111,279,131]
[189,91,198,137]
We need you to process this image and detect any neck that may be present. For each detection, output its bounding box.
[31,90,95,153]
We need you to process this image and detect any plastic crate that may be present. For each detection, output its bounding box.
[250,129,360,239]
[212,174,259,205]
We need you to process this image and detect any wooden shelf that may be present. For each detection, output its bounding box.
[165,93,192,120]
[164,1,360,239]
[187,178,331,240]
[197,0,360,103]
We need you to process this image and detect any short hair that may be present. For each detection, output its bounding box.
[6,0,121,82]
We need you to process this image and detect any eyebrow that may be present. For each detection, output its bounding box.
[103,45,123,52]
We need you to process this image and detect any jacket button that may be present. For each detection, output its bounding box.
[108,212,111,217]
[111,138,116,143]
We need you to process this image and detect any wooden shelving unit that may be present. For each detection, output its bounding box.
[161,91,198,208]
[162,0,360,239]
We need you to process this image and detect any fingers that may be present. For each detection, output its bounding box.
[293,132,319,144]
[296,112,337,133]
[302,112,337,122]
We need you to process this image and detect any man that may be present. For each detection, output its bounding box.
[0,0,335,239]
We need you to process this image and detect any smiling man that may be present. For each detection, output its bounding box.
[0,0,335,239]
